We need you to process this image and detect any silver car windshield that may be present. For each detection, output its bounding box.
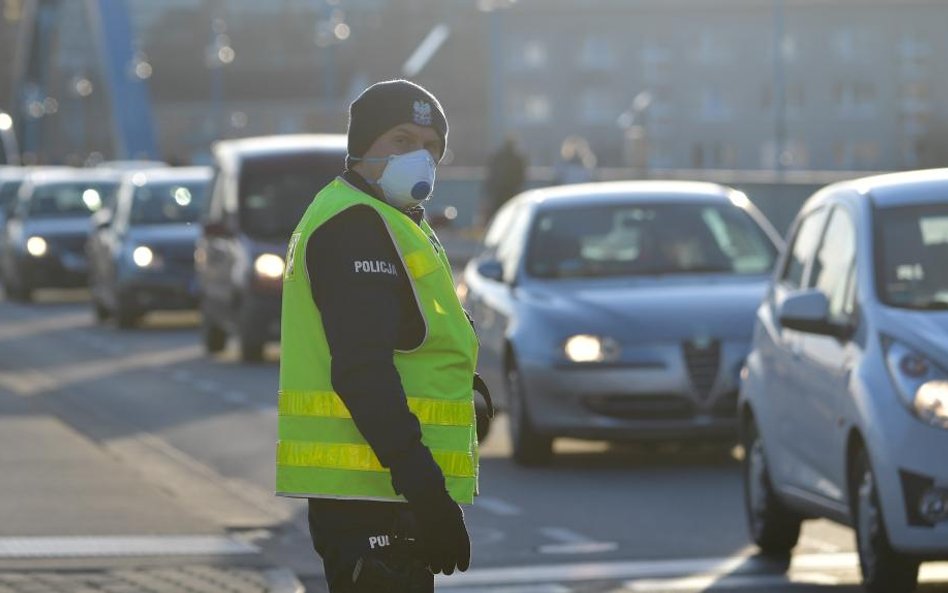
[526,201,776,279]
[876,203,948,310]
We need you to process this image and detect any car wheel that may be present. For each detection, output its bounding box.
[202,316,227,354]
[7,278,32,303]
[506,363,553,466]
[475,402,491,444]
[115,300,141,329]
[853,450,919,593]
[743,419,802,557]
[93,297,110,323]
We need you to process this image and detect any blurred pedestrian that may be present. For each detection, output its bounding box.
[276,79,486,592]
[553,135,597,185]
[481,135,527,223]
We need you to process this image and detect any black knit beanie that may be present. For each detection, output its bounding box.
[347,79,448,163]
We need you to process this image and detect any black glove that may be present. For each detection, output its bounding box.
[409,491,471,575]
[388,445,472,575]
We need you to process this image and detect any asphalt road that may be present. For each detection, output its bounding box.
[1,289,946,593]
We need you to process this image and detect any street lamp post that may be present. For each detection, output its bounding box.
[773,0,787,176]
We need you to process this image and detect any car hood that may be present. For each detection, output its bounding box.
[127,224,200,247]
[23,218,91,238]
[522,275,768,341]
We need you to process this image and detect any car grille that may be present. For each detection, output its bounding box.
[50,235,87,255]
[710,390,738,418]
[683,339,721,399]
[158,244,196,267]
[584,394,695,420]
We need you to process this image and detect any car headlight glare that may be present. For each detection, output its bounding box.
[254,253,285,279]
[563,334,619,363]
[132,246,155,268]
[883,336,948,430]
[26,236,47,257]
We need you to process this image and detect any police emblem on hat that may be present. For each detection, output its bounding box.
[412,100,433,126]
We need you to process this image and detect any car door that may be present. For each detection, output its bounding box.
[793,204,859,507]
[99,184,131,304]
[468,203,531,408]
[200,167,237,322]
[762,205,831,489]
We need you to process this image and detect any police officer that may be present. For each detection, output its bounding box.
[277,80,480,592]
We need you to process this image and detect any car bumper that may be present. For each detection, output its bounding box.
[870,414,948,556]
[117,271,199,312]
[518,341,746,441]
[244,292,282,341]
[18,252,88,288]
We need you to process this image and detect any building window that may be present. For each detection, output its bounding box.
[833,81,876,118]
[699,86,731,122]
[579,89,617,125]
[511,92,552,124]
[511,39,547,70]
[834,141,881,169]
[695,30,729,64]
[832,28,857,62]
[580,36,615,70]
[642,43,671,84]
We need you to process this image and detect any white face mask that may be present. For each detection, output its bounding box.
[352,149,437,210]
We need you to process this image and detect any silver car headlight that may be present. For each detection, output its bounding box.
[563,334,621,364]
[128,245,163,269]
[882,335,948,431]
[26,236,48,257]
[254,253,285,279]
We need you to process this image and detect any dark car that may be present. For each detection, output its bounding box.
[196,134,346,362]
[0,167,27,254]
[0,168,120,301]
[88,167,212,327]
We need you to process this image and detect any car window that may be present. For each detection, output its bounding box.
[483,201,520,250]
[495,207,531,281]
[875,203,948,310]
[524,201,776,279]
[0,180,23,216]
[811,207,857,321]
[238,152,342,240]
[781,207,829,289]
[205,168,228,224]
[26,182,116,219]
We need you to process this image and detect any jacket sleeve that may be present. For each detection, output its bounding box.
[306,205,447,502]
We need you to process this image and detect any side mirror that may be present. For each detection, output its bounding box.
[778,289,847,337]
[476,258,504,283]
[204,221,233,238]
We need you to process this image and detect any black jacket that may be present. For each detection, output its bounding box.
[306,171,447,519]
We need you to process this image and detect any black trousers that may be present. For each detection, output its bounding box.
[308,498,434,593]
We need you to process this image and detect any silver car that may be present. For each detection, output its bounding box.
[740,169,948,593]
[461,181,782,465]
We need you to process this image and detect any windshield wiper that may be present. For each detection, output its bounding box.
[913,300,948,310]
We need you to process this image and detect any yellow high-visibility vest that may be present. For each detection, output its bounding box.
[276,178,479,504]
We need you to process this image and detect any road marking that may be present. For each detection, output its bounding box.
[194,379,220,393]
[0,536,258,559]
[476,497,523,516]
[622,572,841,591]
[539,527,618,555]
[221,391,249,404]
[799,535,841,553]
[444,586,570,593]
[171,370,193,382]
[439,552,864,588]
